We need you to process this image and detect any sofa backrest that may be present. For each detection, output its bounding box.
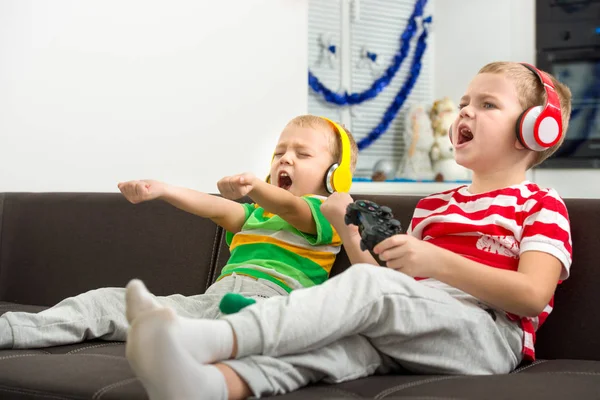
[0,192,598,361]
[535,198,600,361]
[0,193,223,305]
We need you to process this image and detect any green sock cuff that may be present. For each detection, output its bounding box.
[219,293,257,315]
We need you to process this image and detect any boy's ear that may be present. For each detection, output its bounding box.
[515,139,536,166]
[514,138,527,150]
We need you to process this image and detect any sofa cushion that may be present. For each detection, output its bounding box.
[2,343,599,400]
[0,342,147,400]
[263,360,600,399]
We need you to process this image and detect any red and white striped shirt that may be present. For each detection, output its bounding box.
[407,181,572,360]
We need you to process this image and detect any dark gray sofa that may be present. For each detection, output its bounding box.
[0,192,598,399]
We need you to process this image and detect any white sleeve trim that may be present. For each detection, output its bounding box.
[520,241,571,280]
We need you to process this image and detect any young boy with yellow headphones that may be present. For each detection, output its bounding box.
[214,115,358,312]
[0,115,358,351]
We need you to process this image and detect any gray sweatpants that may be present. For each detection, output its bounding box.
[0,273,286,349]
[0,270,392,395]
[223,264,524,397]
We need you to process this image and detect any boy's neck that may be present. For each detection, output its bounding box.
[468,169,528,194]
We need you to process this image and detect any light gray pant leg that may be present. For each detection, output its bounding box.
[225,264,523,375]
[223,335,397,398]
[1,286,218,349]
[1,274,285,349]
[2,287,130,348]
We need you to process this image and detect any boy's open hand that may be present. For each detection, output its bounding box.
[217,173,257,200]
[373,234,443,278]
[118,180,166,204]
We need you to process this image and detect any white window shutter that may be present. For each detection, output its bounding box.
[308,0,434,179]
[308,0,343,124]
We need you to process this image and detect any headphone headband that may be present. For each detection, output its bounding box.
[320,116,353,193]
[517,63,563,150]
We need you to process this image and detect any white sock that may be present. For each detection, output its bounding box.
[0,318,13,349]
[125,279,234,364]
[125,279,162,324]
[126,307,228,400]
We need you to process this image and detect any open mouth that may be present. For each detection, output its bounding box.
[278,171,293,190]
[457,125,474,145]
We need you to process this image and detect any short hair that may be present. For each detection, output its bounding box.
[288,115,359,173]
[478,62,572,168]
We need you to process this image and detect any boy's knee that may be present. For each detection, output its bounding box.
[346,264,420,293]
[346,263,382,282]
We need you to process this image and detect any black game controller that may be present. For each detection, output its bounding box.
[345,200,402,252]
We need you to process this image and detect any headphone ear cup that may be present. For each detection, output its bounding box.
[515,111,528,149]
[324,162,352,194]
[517,106,546,151]
[324,164,338,194]
[331,164,352,193]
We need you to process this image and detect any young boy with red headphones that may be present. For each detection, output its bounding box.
[122,62,573,400]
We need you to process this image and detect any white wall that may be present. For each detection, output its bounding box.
[433,0,535,102]
[0,0,308,193]
[432,0,600,198]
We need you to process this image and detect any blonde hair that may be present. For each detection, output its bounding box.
[478,62,572,168]
[288,115,359,173]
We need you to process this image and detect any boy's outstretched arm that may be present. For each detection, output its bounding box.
[118,180,247,234]
[321,192,379,266]
[217,173,316,234]
[374,236,563,317]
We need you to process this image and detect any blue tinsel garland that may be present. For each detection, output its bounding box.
[357,16,432,150]
[308,0,428,106]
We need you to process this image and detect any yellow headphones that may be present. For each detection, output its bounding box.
[266,116,353,193]
[322,117,353,193]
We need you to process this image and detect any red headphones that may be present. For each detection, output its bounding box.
[516,63,563,151]
[449,63,563,152]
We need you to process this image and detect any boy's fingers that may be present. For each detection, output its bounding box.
[374,234,404,254]
[240,173,254,184]
[227,180,236,193]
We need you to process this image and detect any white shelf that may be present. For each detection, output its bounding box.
[350,181,468,196]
